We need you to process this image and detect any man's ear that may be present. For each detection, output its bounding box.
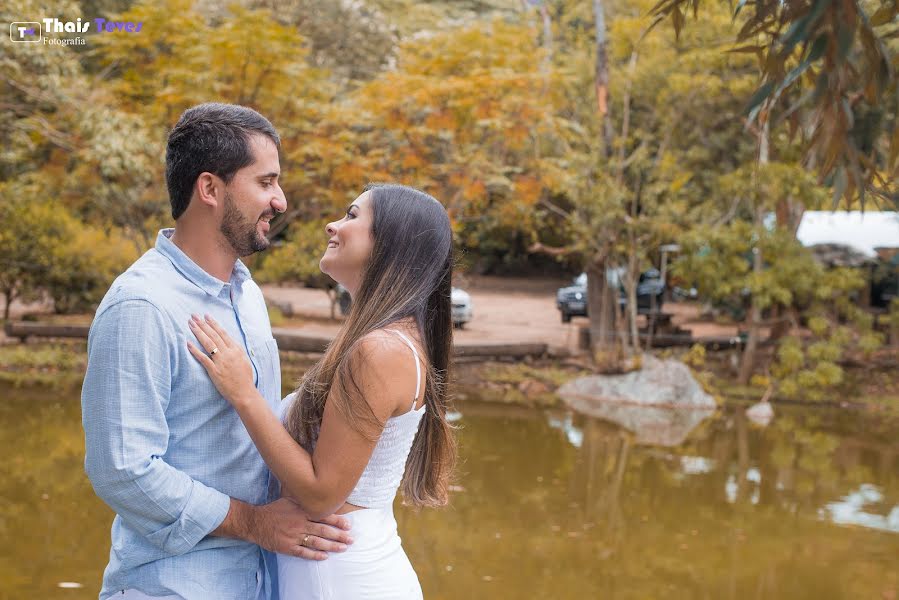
[195,172,222,209]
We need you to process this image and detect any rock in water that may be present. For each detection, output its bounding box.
[557,354,716,409]
[556,354,716,447]
[746,401,774,427]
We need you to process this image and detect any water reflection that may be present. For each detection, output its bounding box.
[824,484,899,534]
[2,385,898,599]
[400,401,899,599]
[550,401,715,447]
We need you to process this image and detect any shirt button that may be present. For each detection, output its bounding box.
[250,350,256,357]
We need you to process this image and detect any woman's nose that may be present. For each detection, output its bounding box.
[325,222,337,236]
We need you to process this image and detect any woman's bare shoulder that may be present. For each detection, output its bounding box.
[355,328,417,367]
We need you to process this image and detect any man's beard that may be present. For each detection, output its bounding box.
[220,190,272,257]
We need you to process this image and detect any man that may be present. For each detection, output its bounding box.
[82,103,351,600]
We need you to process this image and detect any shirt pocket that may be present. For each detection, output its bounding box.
[249,337,280,402]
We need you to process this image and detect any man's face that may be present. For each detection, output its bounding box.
[219,134,287,257]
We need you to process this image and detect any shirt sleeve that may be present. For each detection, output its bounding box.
[81,299,231,556]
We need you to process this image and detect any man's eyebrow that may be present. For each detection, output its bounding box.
[258,172,280,179]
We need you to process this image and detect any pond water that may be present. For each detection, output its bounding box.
[2,385,897,599]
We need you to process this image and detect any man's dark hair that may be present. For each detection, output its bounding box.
[165,103,280,219]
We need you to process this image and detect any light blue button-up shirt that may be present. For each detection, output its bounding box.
[82,229,281,600]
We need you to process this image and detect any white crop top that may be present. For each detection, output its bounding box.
[282,329,427,509]
[346,329,426,508]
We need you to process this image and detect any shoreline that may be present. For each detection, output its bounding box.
[3,340,897,412]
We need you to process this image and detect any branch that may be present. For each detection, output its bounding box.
[539,197,571,219]
[17,116,77,152]
[268,207,303,239]
[528,241,575,257]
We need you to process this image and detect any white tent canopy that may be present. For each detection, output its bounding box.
[796,211,899,258]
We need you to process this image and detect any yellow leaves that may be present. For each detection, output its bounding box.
[439,172,464,195]
[514,176,542,206]
[93,0,324,128]
[397,19,540,78]
[424,111,458,132]
[332,163,365,187]
[683,343,707,367]
[383,107,412,131]
[749,374,770,388]
[401,151,426,170]
[463,179,486,201]
[668,172,693,193]
[473,99,497,121]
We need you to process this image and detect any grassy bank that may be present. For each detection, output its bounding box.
[0,340,87,389]
[3,341,898,412]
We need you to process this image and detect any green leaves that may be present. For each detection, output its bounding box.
[744,81,774,117]
[650,0,899,209]
[0,180,136,315]
[778,0,832,57]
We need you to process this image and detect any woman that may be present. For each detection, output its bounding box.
[187,183,455,599]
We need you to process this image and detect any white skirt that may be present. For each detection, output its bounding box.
[277,506,423,600]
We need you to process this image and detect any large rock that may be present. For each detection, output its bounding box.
[556,354,716,447]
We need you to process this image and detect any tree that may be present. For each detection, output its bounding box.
[528,0,764,368]
[0,196,60,320]
[249,0,398,82]
[254,220,343,318]
[0,177,135,318]
[0,0,85,183]
[350,19,571,268]
[650,0,899,208]
[674,210,883,395]
[45,224,138,314]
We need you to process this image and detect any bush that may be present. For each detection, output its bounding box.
[0,187,136,316]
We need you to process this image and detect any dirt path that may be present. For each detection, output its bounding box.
[261,275,741,352]
[1,276,740,350]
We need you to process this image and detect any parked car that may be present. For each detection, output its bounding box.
[450,287,473,329]
[556,269,665,323]
[337,285,473,328]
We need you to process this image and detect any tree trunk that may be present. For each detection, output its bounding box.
[738,110,770,385]
[771,192,802,341]
[620,260,639,356]
[538,1,552,68]
[613,272,631,361]
[586,261,618,370]
[587,0,624,371]
[3,291,12,321]
[738,242,763,385]
[327,289,337,320]
[593,0,613,156]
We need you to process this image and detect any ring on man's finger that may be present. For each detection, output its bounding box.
[301,534,311,546]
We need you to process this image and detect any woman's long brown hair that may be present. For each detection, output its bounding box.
[283,183,456,507]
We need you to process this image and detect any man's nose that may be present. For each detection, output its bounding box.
[272,185,287,214]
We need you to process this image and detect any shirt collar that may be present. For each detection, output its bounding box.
[155,229,252,297]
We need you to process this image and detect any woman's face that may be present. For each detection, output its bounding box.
[320,191,375,295]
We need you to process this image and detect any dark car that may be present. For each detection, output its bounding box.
[556,269,665,323]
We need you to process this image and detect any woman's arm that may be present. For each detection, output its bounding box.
[187,315,412,518]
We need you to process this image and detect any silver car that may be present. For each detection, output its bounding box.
[337,285,473,328]
[451,287,472,329]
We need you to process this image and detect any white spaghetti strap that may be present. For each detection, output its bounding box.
[384,329,422,408]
